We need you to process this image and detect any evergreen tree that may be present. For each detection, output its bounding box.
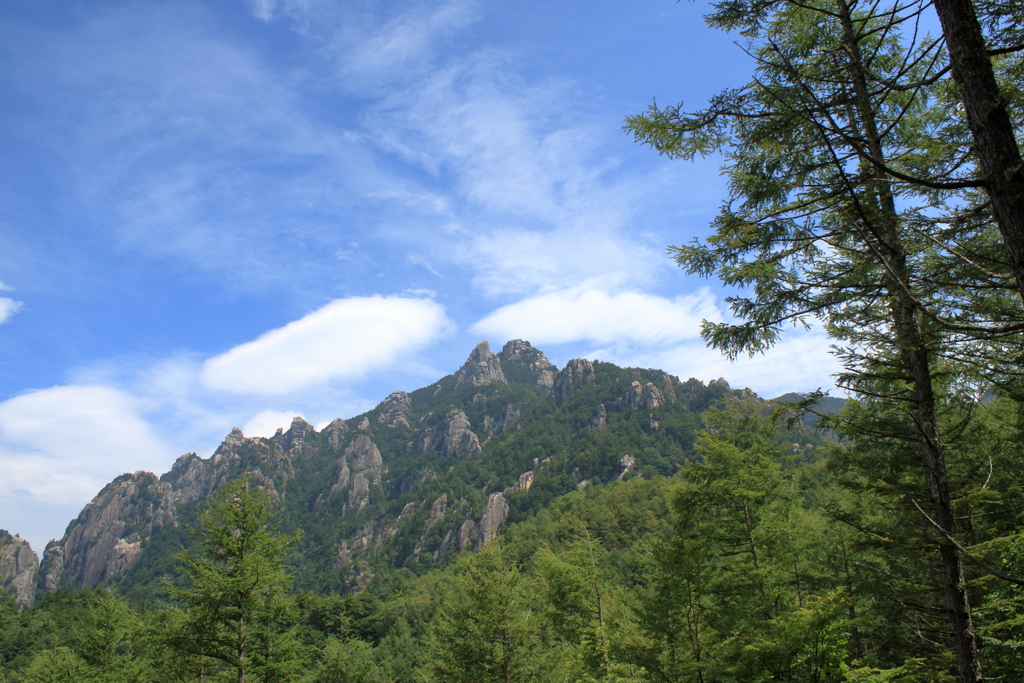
[428,542,551,683]
[165,474,302,683]
[625,1,1024,678]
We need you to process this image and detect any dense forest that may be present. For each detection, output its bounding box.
[4,0,1024,680]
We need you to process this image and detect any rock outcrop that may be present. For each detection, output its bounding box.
[618,381,665,411]
[589,404,607,432]
[478,493,508,546]
[331,435,384,512]
[441,410,482,458]
[554,359,596,402]
[0,531,38,608]
[500,339,554,371]
[455,341,507,389]
[377,391,412,428]
[537,370,555,396]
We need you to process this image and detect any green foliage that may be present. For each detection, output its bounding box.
[427,542,553,683]
[164,474,303,682]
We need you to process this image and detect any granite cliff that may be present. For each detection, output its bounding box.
[0,530,38,608]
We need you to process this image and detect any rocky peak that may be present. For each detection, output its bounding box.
[377,391,412,428]
[553,359,596,402]
[0,530,38,609]
[500,339,554,371]
[215,427,247,455]
[323,418,348,450]
[276,416,316,454]
[455,341,507,389]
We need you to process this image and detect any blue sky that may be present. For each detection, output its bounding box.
[0,0,841,552]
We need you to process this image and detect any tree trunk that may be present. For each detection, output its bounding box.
[837,3,984,680]
[933,0,1024,302]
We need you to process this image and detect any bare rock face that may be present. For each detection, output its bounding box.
[441,410,482,458]
[348,473,371,512]
[323,418,348,450]
[456,520,477,552]
[554,359,596,402]
[618,381,665,411]
[504,471,534,495]
[500,339,554,371]
[40,543,63,592]
[328,458,352,499]
[377,391,412,428]
[478,492,508,546]
[0,531,38,608]
[589,404,607,432]
[41,425,306,592]
[536,369,555,396]
[336,435,383,511]
[483,403,520,436]
[43,472,176,590]
[455,341,507,389]
[346,435,383,478]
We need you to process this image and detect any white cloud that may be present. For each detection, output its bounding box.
[473,286,720,345]
[242,410,303,438]
[201,295,453,394]
[0,385,176,500]
[473,285,842,397]
[0,297,22,325]
[594,331,843,398]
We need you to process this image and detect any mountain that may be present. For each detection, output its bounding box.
[30,340,830,602]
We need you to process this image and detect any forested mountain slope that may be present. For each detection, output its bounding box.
[31,340,827,604]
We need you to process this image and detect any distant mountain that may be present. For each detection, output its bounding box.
[32,340,832,603]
